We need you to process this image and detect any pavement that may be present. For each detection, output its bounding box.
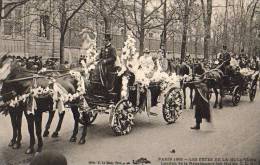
[0,89,260,165]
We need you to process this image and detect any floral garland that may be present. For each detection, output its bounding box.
[117,34,138,76]
[118,34,182,99]
[121,76,129,99]
[80,29,98,78]
[230,58,240,68]
[8,71,86,114]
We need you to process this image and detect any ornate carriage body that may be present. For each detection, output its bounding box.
[82,65,182,135]
[221,68,259,106]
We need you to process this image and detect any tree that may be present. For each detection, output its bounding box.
[121,0,165,57]
[0,0,29,26]
[212,0,260,55]
[201,0,212,59]
[160,0,176,57]
[29,0,88,64]
[90,0,120,34]
[175,0,197,63]
[248,0,259,55]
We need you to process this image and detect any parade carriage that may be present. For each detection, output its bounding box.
[79,34,183,136]
[216,68,259,106]
[81,67,183,136]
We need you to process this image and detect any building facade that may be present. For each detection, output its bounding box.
[0,0,205,62]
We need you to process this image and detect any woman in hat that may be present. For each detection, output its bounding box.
[138,48,155,79]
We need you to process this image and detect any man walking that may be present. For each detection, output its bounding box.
[191,81,211,130]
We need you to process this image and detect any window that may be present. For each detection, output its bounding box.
[39,15,50,39]
[3,21,13,35]
[149,32,154,38]
[4,4,13,19]
[2,5,23,36]
[120,28,125,35]
[14,21,22,36]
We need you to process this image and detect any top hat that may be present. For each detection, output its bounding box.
[104,33,112,41]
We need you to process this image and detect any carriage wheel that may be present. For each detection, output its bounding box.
[110,99,134,136]
[232,86,241,106]
[249,83,257,102]
[79,102,98,125]
[162,88,182,124]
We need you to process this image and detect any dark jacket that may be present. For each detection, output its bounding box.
[193,83,211,123]
[99,43,116,71]
[98,43,117,91]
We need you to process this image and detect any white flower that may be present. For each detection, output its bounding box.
[73,93,79,98]
[37,87,43,94]
[43,87,48,94]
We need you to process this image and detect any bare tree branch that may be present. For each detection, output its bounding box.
[1,0,29,19]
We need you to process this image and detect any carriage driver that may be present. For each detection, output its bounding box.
[219,45,231,65]
[98,33,117,92]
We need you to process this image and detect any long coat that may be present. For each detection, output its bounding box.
[98,43,117,90]
[193,83,211,123]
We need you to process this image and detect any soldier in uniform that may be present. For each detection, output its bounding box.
[98,33,117,92]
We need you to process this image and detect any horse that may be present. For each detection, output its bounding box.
[178,62,205,109]
[0,55,89,154]
[201,68,224,109]
[200,60,233,109]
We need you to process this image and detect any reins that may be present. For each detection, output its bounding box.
[4,75,47,83]
[3,69,73,84]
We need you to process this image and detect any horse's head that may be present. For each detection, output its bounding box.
[0,54,16,81]
[179,63,191,76]
[193,63,205,76]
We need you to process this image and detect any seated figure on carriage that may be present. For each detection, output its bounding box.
[85,33,119,103]
[217,45,231,69]
[97,34,117,91]
[249,55,259,71]
[238,49,250,68]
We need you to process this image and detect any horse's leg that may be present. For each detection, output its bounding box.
[24,112,35,154]
[8,109,17,147]
[35,111,43,153]
[213,88,218,108]
[43,110,55,137]
[70,106,79,142]
[183,87,186,109]
[79,111,88,144]
[189,87,193,109]
[12,108,23,149]
[52,111,65,138]
[219,87,223,109]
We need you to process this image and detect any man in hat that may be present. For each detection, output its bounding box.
[238,49,249,68]
[98,33,117,91]
[220,45,231,65]
[191,81,211,130]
